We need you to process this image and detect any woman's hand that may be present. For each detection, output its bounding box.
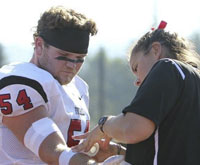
[72,125,111,153]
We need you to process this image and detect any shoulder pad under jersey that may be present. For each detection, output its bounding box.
[0,62,60,117]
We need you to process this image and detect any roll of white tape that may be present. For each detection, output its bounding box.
[84,143,99,157]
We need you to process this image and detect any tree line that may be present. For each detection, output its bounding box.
[0,32,200,127]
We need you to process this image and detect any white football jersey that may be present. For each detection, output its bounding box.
[0,62,90,164]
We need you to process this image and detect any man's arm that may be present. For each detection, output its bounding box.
[3,105,91,165]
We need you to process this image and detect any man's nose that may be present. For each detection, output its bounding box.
[66,61,77,68]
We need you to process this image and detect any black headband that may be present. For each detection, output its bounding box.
[39,28,90,54]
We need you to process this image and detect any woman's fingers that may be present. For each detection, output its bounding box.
[72,132,88,140]
[72,138,96,154]
[72,125,106,153]
[72,139,88,152]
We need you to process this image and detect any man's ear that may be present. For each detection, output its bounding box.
[151,42,162,60]
[35,37,44,56]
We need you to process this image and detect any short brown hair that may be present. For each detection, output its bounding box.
[33,6,97,40]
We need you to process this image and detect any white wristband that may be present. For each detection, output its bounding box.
[59,149,76,165]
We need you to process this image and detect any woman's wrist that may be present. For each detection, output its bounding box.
[116,143,122,155]
[98,116,109,133]
[109,141,126,156]
[117,144,126,155]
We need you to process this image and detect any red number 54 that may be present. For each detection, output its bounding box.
[0,89,33,115]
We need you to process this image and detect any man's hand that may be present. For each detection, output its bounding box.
[101,155,131,165]
[69,153,96,165]
[93,141,125,162]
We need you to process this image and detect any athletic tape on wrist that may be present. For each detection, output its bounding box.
[59,148,76,165]
[24,117,62,156]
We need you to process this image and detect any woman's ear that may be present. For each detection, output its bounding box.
[35,37,44,56]
[151,42,162,60]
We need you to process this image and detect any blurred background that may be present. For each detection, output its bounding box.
[1,0,200,127]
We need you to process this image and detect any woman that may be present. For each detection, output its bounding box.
[72,21,200,165]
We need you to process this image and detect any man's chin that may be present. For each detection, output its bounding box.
[60,77,73,85]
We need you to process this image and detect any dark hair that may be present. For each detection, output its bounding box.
[130,29,200,69]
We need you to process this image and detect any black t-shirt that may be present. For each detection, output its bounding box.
[122,58,200,165]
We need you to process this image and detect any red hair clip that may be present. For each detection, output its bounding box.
[157,20,167,29]
[151,20,167,31]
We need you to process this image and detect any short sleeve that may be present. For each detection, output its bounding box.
[122,59,185,125]
[0,76,48,118]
